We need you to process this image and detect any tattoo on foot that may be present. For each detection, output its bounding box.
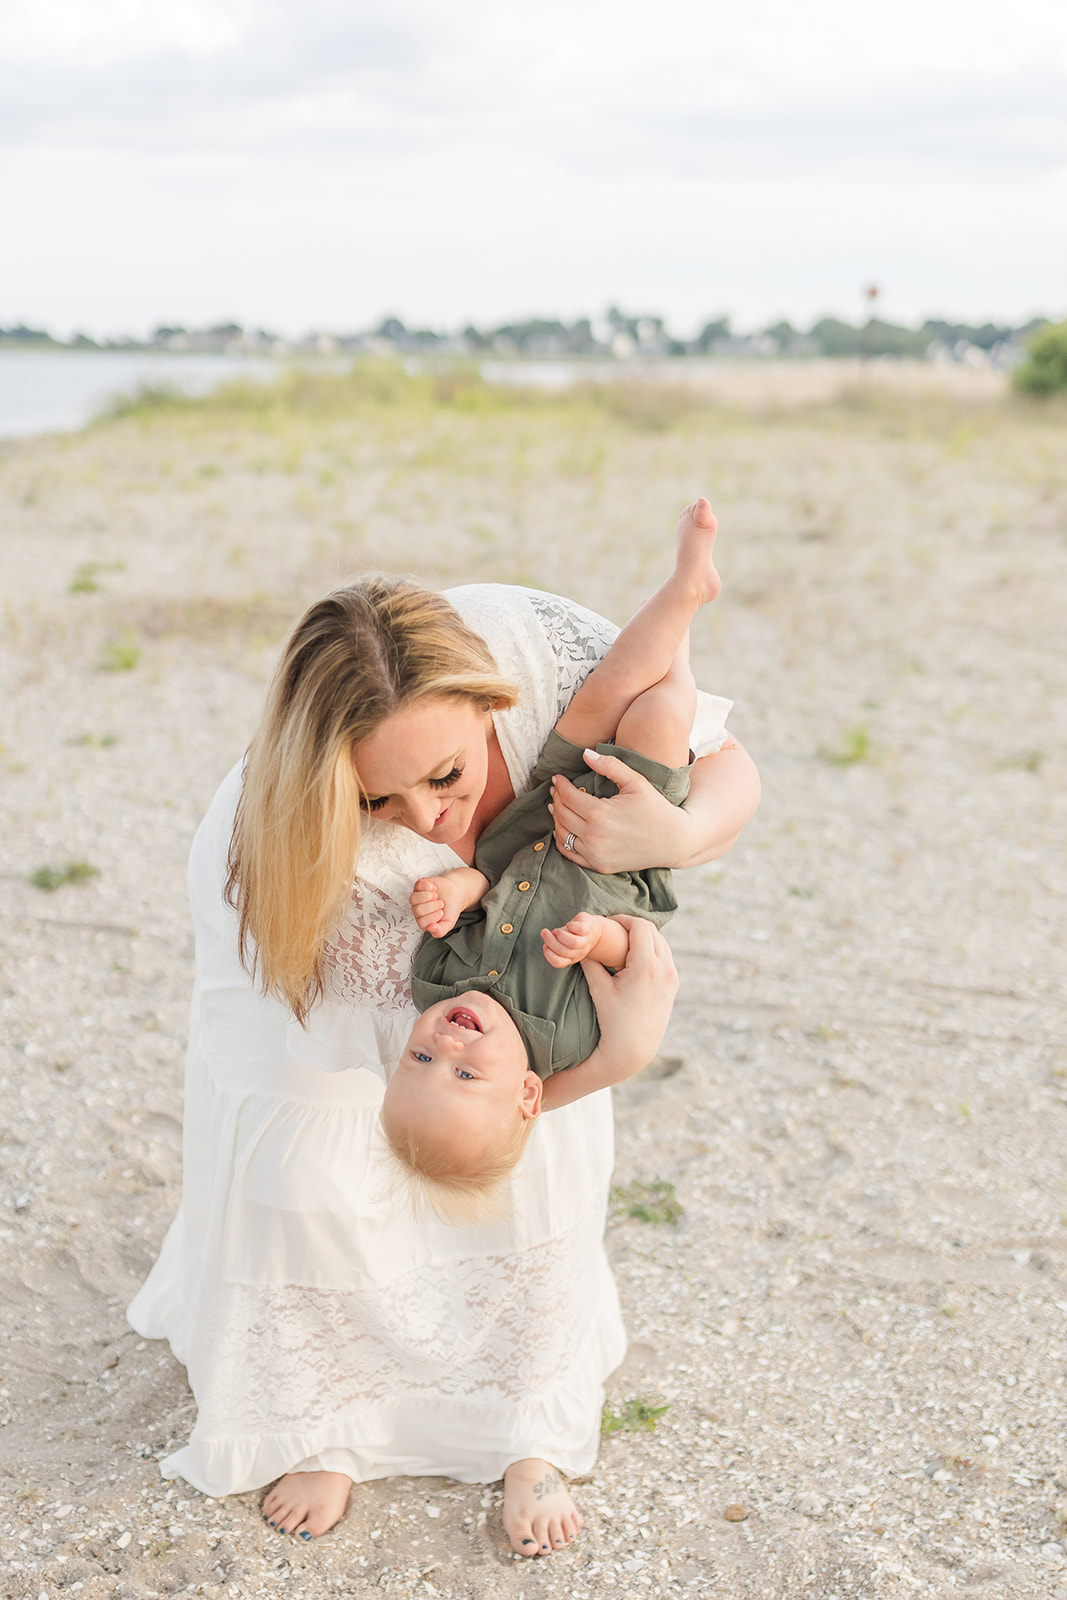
[532,1470,562,1500]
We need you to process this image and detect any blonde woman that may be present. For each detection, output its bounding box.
[129,571,759,1556]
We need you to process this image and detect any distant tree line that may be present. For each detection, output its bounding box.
[0,308,1058,370]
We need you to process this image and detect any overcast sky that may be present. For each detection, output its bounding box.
[3,0,1065,339]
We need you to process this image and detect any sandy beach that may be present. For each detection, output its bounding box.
[2,362,1066,1599]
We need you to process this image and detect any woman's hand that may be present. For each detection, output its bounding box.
[549,738,761,873]
[581,915,678,1076]
[540,916,679,1111]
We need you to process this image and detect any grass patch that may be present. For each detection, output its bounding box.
[97,632,141,672]
[29,860,100,892]
[610,1178,683,1225]
[601,1395,670,1435]
[819,724,873,765]
[67,732,118,747]
[97,357,721,436]
[69,560,124,595]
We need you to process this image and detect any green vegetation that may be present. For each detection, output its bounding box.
[30,860,100,892]
[69,560,124,595]
[67,732,118,747]
[1013,321,1067,396]
[97,633,141,672]
[819,724,873,765]
[601,1395,670,1434]
[610,1179,683,1225]
[99,358,718,433]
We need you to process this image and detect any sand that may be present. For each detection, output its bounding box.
[1,364,1066,1599]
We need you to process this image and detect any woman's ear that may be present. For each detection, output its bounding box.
[520,1073,543,1121]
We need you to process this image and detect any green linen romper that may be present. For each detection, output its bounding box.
[411,729,692,1079]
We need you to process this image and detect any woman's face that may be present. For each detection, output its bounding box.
[352,697,492,845]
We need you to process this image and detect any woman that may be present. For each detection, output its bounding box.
[128,573,759,1556]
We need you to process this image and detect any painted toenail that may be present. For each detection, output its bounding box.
[522,1539,535,1546]
[278,1527,286,1534]
[268,1520,276,1527]
[300,1531,312,1540]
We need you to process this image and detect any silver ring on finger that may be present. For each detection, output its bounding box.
[564,832,577,853]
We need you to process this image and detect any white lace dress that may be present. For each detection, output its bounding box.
[128,584,732,1497]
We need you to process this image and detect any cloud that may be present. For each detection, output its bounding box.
[0,0,437,146]
[4,0,1066,187]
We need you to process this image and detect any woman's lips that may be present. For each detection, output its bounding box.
[432,804,453,829]
[447,1007,483,1033]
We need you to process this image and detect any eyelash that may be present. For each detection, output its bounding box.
[431,765,464,790]
[362,765,464,814]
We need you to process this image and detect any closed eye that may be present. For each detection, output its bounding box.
[361,764,463,813]
[430,765,463,790]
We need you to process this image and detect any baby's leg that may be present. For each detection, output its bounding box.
[614,642,697,769]
[555,498,719,752]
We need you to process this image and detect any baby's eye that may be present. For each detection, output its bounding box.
[412,1050,432,1063]
[430,765,463,791]
[455,1067,475,1080]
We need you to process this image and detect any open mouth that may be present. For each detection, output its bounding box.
[447,1007,483,1033]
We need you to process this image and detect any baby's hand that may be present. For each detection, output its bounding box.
[410,876,466,938]
[541,912,602,969]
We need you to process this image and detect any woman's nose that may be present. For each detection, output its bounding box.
[399,793,441,837]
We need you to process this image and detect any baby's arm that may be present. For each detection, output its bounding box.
[540,911,631,971]
[540,915,677,1112]
[410,867,490,938]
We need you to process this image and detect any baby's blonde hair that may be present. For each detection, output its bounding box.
[381,1107,536,1229]
[227,575,519,1022]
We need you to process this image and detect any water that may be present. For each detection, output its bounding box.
[0,350,279,440]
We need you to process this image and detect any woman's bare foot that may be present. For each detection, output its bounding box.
[502,1458,583,1556]
[675,496,721,607]
[261,1470,352,1539]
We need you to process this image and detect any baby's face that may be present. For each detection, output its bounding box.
[386,992,542,1162]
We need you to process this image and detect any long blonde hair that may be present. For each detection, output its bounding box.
[227,575,519,1021]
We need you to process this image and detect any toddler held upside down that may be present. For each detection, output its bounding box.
[383,498,722,1222]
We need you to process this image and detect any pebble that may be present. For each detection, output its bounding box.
[797,1493,826,1518]
[723,1504,748,1522]
[1041,1543,1066,1563]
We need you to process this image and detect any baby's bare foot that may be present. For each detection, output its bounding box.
[261,1470,352,1540]
[675,496,721,607]
[503,1458,582,1556]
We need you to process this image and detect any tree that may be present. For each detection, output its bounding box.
[1012,321,1067,396]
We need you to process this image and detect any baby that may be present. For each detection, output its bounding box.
[382,499,721,1219]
